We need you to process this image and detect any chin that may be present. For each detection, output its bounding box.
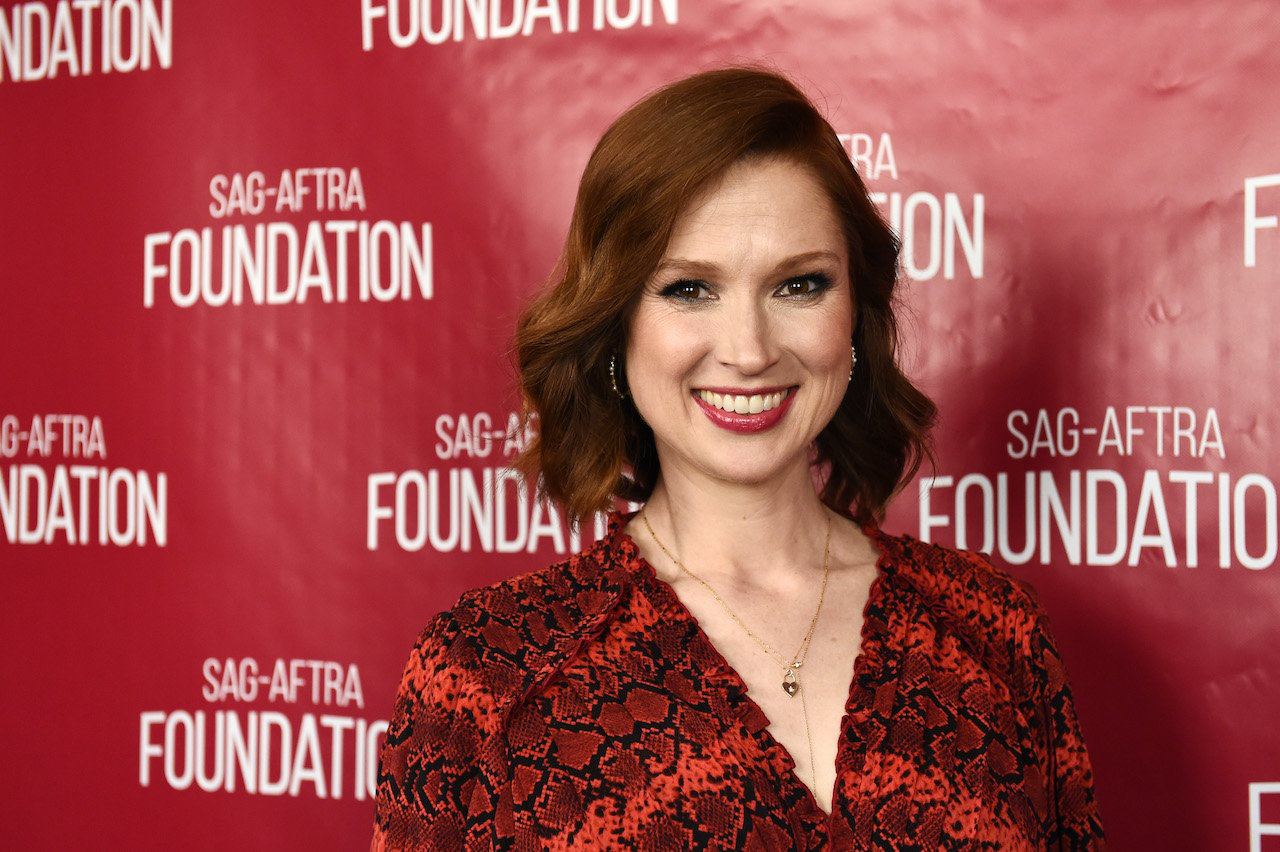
[702,449,811,489]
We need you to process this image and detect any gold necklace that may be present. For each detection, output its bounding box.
[639,510,832,798]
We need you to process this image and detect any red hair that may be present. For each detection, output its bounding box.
[515,67,935,524]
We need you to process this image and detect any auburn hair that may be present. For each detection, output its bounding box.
[514,66,935,524]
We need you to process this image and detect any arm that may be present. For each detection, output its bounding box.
[1026,607,1107,850]
[372,611,504,852]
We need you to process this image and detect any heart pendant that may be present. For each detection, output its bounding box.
[782,671,799,697]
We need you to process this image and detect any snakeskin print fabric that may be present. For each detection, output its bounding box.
[372,514,1105,850]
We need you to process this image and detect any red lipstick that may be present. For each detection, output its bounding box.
[693,388,796,433]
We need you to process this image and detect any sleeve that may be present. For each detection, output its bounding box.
[371,610,504,852]
[1023,603,1108,851]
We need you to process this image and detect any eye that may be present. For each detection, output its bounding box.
[775,272,834,298]
[660,279,712,302]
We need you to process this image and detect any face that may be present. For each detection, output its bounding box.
[624,156,854,492]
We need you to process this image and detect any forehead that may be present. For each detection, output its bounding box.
[662,157,846,261]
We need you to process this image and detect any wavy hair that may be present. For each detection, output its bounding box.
[514,67,935,524]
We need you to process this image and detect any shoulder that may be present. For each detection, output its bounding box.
[873,530,1042,615]
[871,529,1051,679]
[453,527,624,631]
[374,529,631,836]
[407,528,630,710]
[376,543,621,851]
[869,531,1106,844]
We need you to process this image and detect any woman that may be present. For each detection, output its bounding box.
[373,67,1105,850]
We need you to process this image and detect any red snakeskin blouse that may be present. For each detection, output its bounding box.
[373,515,1105,850]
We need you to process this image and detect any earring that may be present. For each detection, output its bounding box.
[610,353,626,399]
[849,344,857,379]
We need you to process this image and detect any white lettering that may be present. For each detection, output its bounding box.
[359,0,673,48]
[920,468,1278,569]
[0,464,166,546]
[138,710,386,800]
[0,0,170,83]
[1250,782,1280,852]
[1244,174,1280,267]
[142,220,432,308]
[367,467,601,554]
[870,191,984,281]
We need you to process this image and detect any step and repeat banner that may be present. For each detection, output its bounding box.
[2,1,1278,849]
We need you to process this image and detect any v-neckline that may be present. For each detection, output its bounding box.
[615,522,901,828]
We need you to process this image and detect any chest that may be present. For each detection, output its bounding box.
[493,578,1047,849]
[690,576,871,814]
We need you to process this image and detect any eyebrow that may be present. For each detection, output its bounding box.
[652,250,844,278]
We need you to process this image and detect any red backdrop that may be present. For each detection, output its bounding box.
[2,1,1278,848]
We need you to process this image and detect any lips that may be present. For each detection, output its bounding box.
[692,387,796,433]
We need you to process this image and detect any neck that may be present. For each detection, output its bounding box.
[638,463,833,586]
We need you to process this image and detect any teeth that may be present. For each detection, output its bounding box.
[698,389,788,414]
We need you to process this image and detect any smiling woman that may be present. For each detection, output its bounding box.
[372,67,1107,850]
[511,67,928,524]
[625,157,853,489]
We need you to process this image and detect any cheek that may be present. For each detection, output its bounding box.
[805,311,854,373]
[626,312,702,375]
[624,316,680,401]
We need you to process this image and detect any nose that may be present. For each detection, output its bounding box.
[716,298,778,375]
